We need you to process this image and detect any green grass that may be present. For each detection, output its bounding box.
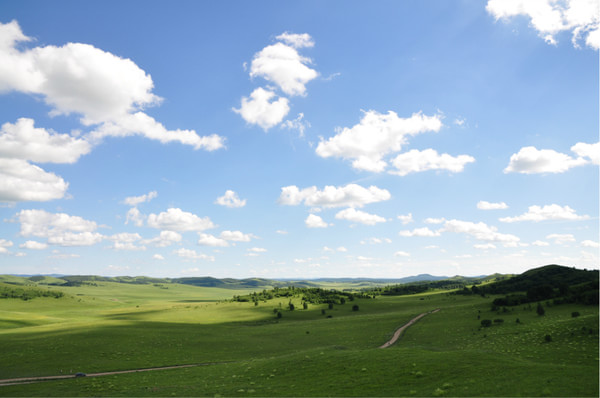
[0,283,597,397]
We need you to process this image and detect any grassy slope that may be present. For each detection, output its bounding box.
[0,282,597,397]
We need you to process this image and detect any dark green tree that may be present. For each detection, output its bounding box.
[536,302,545,316]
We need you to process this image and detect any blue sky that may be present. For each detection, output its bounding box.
[0,0,598,278]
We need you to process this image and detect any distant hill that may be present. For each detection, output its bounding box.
[481,264,598,294]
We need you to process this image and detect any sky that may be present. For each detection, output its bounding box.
[0,0,598,279]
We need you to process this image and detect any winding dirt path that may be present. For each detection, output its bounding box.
[0,362,229,387]
[379,308,440,348]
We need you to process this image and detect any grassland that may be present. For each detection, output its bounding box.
[0,277,597,397]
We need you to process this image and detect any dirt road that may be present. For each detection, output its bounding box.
[0,362,228,387]
[379,308,440,348]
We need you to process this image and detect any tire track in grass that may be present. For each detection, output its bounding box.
[0,362,233,387]
[379,309,440,348]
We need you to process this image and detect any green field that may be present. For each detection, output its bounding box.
[0,277,597,397]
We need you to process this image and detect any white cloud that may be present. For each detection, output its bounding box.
[107,232,145,251]
[125,207,145,227]
[279,183,391,208]
[546,233,576,244]
[571,142,600,165]
[443,219,520,244]
[233,87,290,130]
[47,231,104,247]
[504,146,587,174]
[499,204,589,222]
[316,110,443,172]
[14,209,98,238]
[249,41,317,96]
[335,208,386,225]
[147,208,214,232]
[123,191,157,206]
[143,230,182,247]
[532,240,550,246]
[336,246,348,252]
[174,248,214,261]
[0,239,13,254]
[0,118,91,164]
[275,32,315,48]
[394,251,410,257]
[281,113,310,137]
[474,243,497,250]
[247,247,267,256]
[305,214,329,228]
[220,230,254,242]
[399,227,442,237]
[276,230,288,235]
[389,149,475,176]
[581,240,600,248]
[477,201,508,210]
[486,0,599,49]
[198,233,229,247]
[89,112,225,150]
[397,213,413,224]
[153,254,165,260]
[19,240,48,250]
[215,190,246,208]
[424,217,446,224]
[361,237,392,245]
[0,158,69,202]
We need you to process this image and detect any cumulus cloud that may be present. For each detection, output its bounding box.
[220,230,254,242]
[0,158,69,202]
[275,32,315,48]
[174,248,214,261]
[47,231,104,246]
[123,191,158,207]
[335,208,386,225]
[443,219,520,244]
[107,232,146,251]
[0,239,13,254]
[581,240,600,248]
[249,41,317,96]
[197,233,229,247]
[546,233,576,244]
[397,213,413,224]
[0,118,91,164]
[424,217,446,224]
[147,208,214,232]
[399,227,442,237]
[474,243,497,250]
[486,0,599,49]
[279,183,391,208]
[143,230,182,247]
[233,87,290,130]
[361,237,392,245]
[499,204,589,222]
[316,110,443,172]
[281,113,310,137]
[477,201,508,210]
[153,254,165,260]
[19,240,48,250]
[504,144,597,174]
[571,142,600,165]
[389,149,475,176]
[0,21,224,201]
[215,190,246,208]
[305,214,329,228]
[394,251,410,257]
[532,240,550,246]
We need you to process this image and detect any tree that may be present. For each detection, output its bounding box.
[276,311,282,319]
[288,301,295,311]
[536,302,545,316]
[303,302,308,310]
[352,304,359,311]
[481,319,492,327]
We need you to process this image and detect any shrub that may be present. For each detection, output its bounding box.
[321,309,326,315]
[481,319,492,327]
[276,311,282,319]
[493,318,504,324]
[303,302,308,310]
[536,302,545,316]
[352,304,359,311]
[571,311,580,318]
[544,334,552,343]
[328,303,334,310]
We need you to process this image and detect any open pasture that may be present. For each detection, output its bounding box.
[0,281,597,396]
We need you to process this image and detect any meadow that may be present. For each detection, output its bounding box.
[0,276,597,397]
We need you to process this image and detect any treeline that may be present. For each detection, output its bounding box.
[233,286,373,304]
[492,281,598,307]
[0,284,64,300]
[370,278,487,296]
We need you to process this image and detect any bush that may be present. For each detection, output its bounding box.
[328,303,334,310]
[276,311,282,318]
[571,311,580,318]
[544,334,552,343]
[481,319,492,327]
[536,302,545,316]
[493,318,504,324]
[352,304,359,311]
